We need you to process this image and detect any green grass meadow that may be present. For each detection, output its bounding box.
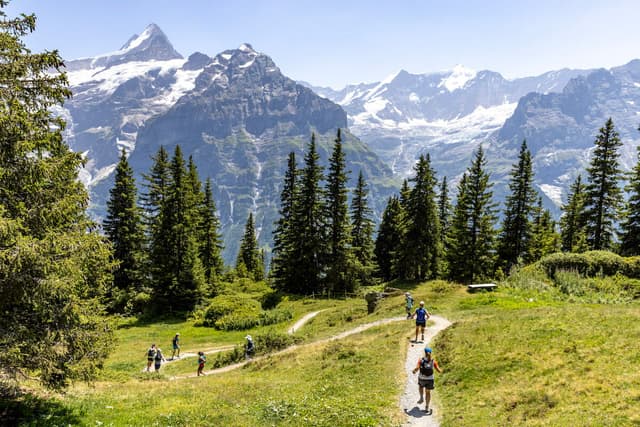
[5,271,640,426]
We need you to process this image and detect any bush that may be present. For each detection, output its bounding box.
[202,295,260,327]
[214,308,292,331]
[539,251,625,278]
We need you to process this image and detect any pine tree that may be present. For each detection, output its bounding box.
[438,176,452,249]
[289,134,326,294]
[447,147,498,284]
[351,170,376,286]
[141,146,171,221]
[584,118,623,250]
[397,154,441,280]
[199,178,224,289]
[375,196,404,282]
[236,212,264,280]
[325,129,354,293]
[103,149,146,310]
[619,146,640,256]
[0,4,113,390]
[151,145,204,312]
[271,152,298,290]
[560,175,588,252]
[529,197,560,261]
[497,140,538,270]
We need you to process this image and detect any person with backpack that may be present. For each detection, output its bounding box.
[411,301,431,342]
[171,333,181,360]
[405,292,414,318]
[146,344,156,372]
[154,346,166,372]
[197,351,206,376]
[412,347,442,415]
[244,335,255,360]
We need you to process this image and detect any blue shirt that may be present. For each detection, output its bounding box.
[415,307,427,322]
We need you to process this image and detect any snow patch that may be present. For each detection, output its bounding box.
[539,184,563,207]
[409,92,420,103]
[439,65,476,92]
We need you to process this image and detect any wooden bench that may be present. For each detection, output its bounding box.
[467,283,497,292]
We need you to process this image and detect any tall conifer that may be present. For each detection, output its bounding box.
[104,149,146,309]
[447,147,498,283]
[584,118,623,250]
[199,178,224,288]
[619,146,640,256]
[351,170,376,286]
[271,152,298,290]
[560,175,588,252]
[0,3,113,389]
[375,196,404,282]
[237,212,264,280]
[397,154,441,280]
[497,140,538,270]
[289,134,326,294]
[325,129,354,292]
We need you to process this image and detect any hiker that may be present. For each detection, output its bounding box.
[171,333,181,359]
[197,351,206,376]
[154,346,166,372]
[405,292,414,318]
[412,347,442,415]
[146,344,156,372]
[244,335,255,360]
[412,301,430,342]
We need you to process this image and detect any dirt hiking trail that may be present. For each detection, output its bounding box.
[400,315,452,426]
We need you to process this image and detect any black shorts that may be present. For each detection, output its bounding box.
[418,378,435,389]
[416,321,426,327]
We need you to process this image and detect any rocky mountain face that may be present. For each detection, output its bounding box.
[308,66,591,181]
[309,63,640,212]
[489,60,640,208]
[60,25,395,263]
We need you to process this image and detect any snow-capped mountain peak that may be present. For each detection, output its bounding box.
[439,64,477,92]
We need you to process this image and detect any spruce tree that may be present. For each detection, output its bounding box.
[528,197,559,261]
[619,146,640,256]
[0,3,113,389]
[289,134,326,294]
[397,154,441,280]
[560,175,588,252]
[447,147,498,284]
[351,170,376,286]
[151,146,204,312]
[438,176,452,249]
[271,152,298,290]
[375,196,404,282]
[325,129,354,293]
[199,178,224,289]
[237,212,264,280]
[584,118,623,250]
[103,149,146,310]
[497,140,538,270]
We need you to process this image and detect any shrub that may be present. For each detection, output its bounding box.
[539,251,625,278]
[214,308,292,331]
[202,295,260,327]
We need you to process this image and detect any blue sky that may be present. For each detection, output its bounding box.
[6,0,640,88]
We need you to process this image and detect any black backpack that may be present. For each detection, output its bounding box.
[419,358,434,376]
[155,349,163,361]
[147,348,155,358]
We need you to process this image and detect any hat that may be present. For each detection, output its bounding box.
[245,335,252,340]
[424,347,432,354]
[419,301,424,305]
[405,292,410,296]
[176,333,180,335]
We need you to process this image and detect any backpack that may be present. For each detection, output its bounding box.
[147,348,155,358]
[155,349,163,361]
[419,358,434,376]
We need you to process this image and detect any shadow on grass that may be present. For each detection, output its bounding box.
[0,393,81,426]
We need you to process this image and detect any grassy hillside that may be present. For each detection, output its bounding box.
[4,267,640,426]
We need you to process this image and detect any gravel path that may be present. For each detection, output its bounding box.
[400,315,452,427]
[288,310,324,334]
